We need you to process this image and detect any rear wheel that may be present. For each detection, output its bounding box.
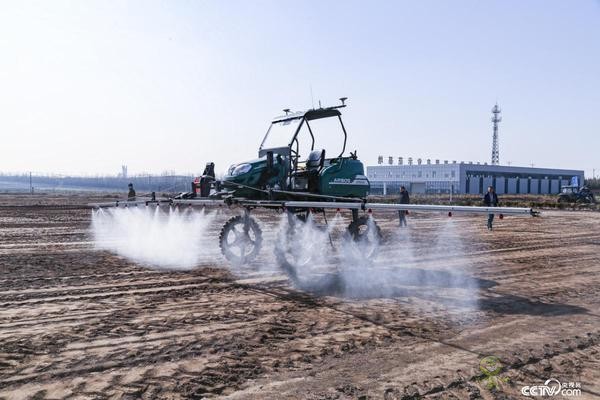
[219,214,262,265]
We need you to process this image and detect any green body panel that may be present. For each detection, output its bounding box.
[318,158,369,197]
[222,157,288,198]
[222,156,369,199]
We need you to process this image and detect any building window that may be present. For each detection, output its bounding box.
[432,171,436,178]
[451,171,456,178]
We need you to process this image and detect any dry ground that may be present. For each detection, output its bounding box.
[0,194,599,399]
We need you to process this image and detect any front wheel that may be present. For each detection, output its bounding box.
[274,212,341,291]
[219,214,262,265]
[343,216,383,262]
[274,213,323,281]
[580,195,595,204]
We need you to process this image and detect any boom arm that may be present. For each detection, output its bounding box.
[90,198,537,216]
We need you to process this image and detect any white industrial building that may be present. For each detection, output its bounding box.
[367,157,584,195]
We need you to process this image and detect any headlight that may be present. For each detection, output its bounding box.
[230,163,252,176]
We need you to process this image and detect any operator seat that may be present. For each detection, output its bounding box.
[306,149,325,192]
[306,149,325,170]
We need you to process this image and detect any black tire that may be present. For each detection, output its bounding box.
[274,213,342,292]
[581,195,594,204]
[219,215,262,265]
[274,213,310,281]
[343,216,383,261]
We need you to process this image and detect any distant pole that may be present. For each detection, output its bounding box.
[491,103,501,165]
[29,172,33,194]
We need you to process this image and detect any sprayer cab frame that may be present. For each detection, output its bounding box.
[206,97,374,202]
[259,101,348,158]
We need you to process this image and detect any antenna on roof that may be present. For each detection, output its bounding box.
[318,100,322,108]
[283,108,290,115]
[339,97,347,106]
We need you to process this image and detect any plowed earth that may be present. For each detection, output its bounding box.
[1,194,599,399]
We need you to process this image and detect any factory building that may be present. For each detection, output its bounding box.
[367,158,584,195]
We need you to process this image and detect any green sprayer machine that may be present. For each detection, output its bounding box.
[92,98,537,278]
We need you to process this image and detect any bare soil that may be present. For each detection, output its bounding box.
[0,194,599,399]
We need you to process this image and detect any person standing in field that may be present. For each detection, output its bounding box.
[483,186,499,230]
[127,183,136,201]
[398,185,410,227]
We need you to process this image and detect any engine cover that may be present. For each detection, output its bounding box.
[319,158,370,198]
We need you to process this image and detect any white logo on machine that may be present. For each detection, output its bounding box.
[521,378,581,397]
[329,175,369,186]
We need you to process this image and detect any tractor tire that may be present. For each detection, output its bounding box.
[274,213,310,282]
[274,213,342,292]
[219,215,262,265]
[581,195,594,204]
[343,215,383,261]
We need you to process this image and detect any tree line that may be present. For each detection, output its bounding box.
[0,173,195,193]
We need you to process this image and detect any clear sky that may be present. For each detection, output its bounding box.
[1,1,599,177]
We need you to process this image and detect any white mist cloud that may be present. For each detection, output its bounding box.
[91,208,481,314]
[272,213,481,312]
[91,206,216,269]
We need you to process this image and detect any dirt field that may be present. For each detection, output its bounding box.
[1,194,599,399]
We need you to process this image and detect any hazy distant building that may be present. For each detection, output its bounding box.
[367,159,584,195]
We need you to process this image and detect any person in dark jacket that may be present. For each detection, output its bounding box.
[398,186,410,227]
[483,186,499,230]
[127,183,136,201]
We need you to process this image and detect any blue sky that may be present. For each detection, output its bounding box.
[1,1,599,176]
